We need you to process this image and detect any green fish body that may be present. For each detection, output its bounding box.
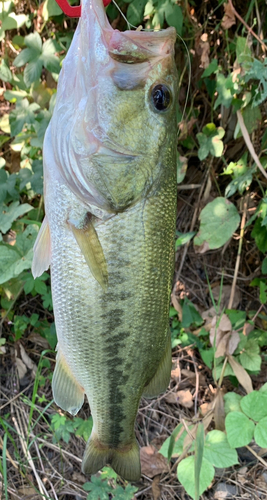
[32,0,178,482]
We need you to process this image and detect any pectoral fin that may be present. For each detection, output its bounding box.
[69,215,108,291]
[143,332,172,398]
[31,216,51,278]
[52,348,84,416]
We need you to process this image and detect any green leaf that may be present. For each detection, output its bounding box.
[239,339,261,372]
[181,297,203,328]
[160,423,190,459]
[224,392,243,415]
[262,257,267,274]
[164,3,183,35]
[197,124,225,160]
[42,0,63,20]
[0,225,38,284]
[0,59,12,82]
[202,59,218,78]
[177,456,214,500]
[254,416,267,448]
[113,484,138,499]
[215,73,235,109]
[9,98,40,136]
[260,382,267,393]
[13,47,39,67]
[195,423,204,500]
[83,476,110,500]
[74,417,93,441]
[24,58,43,87]
[203,430,238,468]
[251,218,267,253]
[194,197,240,251]
[175,231,195,249]
[225,412,255,448]
[0,201,33,234]
[127,0,147,26]
[240,391,267,422]
[25,31,42,52]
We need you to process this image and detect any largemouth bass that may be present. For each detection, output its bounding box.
[32,0,178,482]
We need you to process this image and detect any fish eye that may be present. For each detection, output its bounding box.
[151,84,172,112]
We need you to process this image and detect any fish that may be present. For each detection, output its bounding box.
[32,0,178,482]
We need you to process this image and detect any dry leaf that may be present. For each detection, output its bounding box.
[171,362,180,380]
[209,314,239,357]
[181,368,206,386]
[140,445,169,478]
[28,332,50,349]
[165,390,193,408]
[171,293,182,320]
[151,475,161,500]
[228,355,253,393]
[198,33,210,69]
[15,357,27,380]
[19,344,37,376]
[178,117,197,141]
[243,322,254,336]
[212,284,241,309]
[214,389,225,431]
[221,2,236,30]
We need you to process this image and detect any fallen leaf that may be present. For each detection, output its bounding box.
[15,357,27,380]
[212,284,241,309]
[181,369,206,386]
[19,344,37,376]
[165,390,193,408]
[209,314,239,357]
[214,389,225,431]
[140,445,169,478]
[171,362,180,380]
[221,2,236,30]
[196,33,210,69]
[151,475,161,500]
[28,332,50,349]
[243,322,254,336]
[171,293,182,320]
[228,355,253,393]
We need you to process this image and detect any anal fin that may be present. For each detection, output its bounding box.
[31,216,51,278]
[143,332,172,399]
[52,348,84,416]
[69,215,108,291]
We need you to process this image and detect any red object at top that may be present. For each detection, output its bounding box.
[55,0,111,17]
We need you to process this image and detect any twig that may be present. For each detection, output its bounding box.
[228,194,249,309]
[237,110,267,180]
[246,445,267,467]
[228,0,267,52]
[29,434,82,463]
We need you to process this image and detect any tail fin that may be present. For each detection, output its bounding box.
[82,433,141,482]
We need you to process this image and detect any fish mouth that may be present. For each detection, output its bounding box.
[81,0,176,63]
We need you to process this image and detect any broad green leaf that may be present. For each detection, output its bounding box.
[225,412,255,448]
[254,416,267,448]
[177,456,214,500]
[0,59,12,82]
[9,98,40,136]
[194,197,240,251]
[1,12,28,31]
[127,0,147,26]
[197,124,225,160]
[203,430,238,468]
[24,58,43,87]
[239,339,261,372]
[215,73,236,109]
[195,423,204,500]
[236,36,253,69]
[43,0,63,20]
[160,423,191,459]
[240,391,267,422]
[25,31,42,52]
[113,484,138,499]
[262,257,267,274]
[224,392,243,415]
[164,3,183,35]
[13,47,39,67]
[202,59,218,78]
[0,113,11,134]
[260,382,267,393]
[0,225,38,284]
[0,201,33,234]
[181,297,203,328]
[4,89,28,102]
[251,218,267,253]
[212,361,234,381]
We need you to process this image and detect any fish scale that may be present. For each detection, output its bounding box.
[32,0,178,481]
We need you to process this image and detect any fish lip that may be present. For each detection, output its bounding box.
[83,0,176,61]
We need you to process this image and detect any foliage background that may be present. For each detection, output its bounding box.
[1,0,267,498]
